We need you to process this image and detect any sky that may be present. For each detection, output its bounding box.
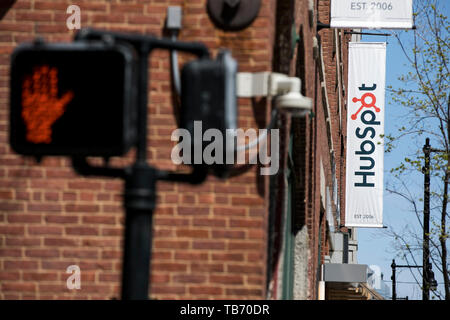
[357,3,449,300]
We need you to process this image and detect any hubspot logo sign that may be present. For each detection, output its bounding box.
[352,83,381,188]
[345,42,386,228]
[351,92,380,120]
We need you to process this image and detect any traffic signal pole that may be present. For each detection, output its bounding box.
[71,28,210,299]
[423,138,431,300]
[122,163,157,299]
[120,45,154,299]
[421,138,444,300]
[391,259,423,300]
[391,260,396,301]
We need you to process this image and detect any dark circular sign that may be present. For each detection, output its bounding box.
[207,0,262,31]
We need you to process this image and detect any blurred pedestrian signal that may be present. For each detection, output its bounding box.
[10,41,137,156]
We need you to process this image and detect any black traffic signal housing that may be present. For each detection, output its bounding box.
[10,40,137,157]
[180,50,238,178]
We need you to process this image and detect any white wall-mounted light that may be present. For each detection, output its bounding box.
[237,72,312,117]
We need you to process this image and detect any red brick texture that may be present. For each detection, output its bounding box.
[265,0,349,299]
[0,0,276,300]
[0,0,348,300]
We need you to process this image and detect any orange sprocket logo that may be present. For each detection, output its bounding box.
[351,92,380,120]
[21,65,74,144]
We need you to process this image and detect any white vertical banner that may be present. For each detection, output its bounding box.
[345,42,386,228]
[330,0,414,29]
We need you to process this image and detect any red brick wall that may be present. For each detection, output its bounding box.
[0,0,276,299]
[265,0,350,299]
[317,0,350,228]
[0,0,349,300]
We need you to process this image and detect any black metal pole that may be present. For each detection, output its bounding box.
[121,46,155,300]
[121,211,152,299]
[389,261,423,301]
[73,28,211,300]
[137,44,150,161]
[121,163,156,300]
[423,138,431,300]
[391,259,397,301]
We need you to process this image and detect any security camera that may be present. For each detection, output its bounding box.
[236,71,313,117]
[275,92,312,117]
[271,75,312,117]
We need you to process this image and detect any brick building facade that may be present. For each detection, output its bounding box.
[0,0,352,300]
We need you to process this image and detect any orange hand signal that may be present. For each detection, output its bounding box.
[21,65,74,144]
